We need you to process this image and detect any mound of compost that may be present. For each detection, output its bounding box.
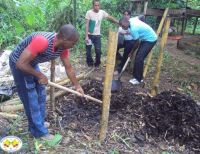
[47,80,200,152]
[142,90,200,152]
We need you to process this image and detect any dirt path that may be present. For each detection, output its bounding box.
[166,39,200,66]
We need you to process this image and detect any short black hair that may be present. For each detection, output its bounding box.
[123,10,131,16]
[119,17,129,25]
[93,0,100,5]
[57,24,79,40]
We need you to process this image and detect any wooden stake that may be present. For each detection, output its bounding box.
[50,60,56,111]
[1,71,92,108]
[143,1,148,15]
[99,30,118,141]
[2,99,21,106]
[0,112,20,119]
[0,91,68,112]
[48,81,102,104]
[143,8,169,78]
[0,104,23,112]
[150,18,171,96]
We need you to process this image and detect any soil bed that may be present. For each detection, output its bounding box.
[47,79,200,153]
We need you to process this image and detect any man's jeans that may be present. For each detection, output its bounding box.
[133,40,157,81]
[117,40,135,73]
[9,59,48,138]
[86,35,101,67]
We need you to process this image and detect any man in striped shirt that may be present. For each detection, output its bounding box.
[9,24,84,145]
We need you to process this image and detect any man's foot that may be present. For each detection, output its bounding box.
[41,134,55,141]
[129,78,143,85]
[40,133,63,147]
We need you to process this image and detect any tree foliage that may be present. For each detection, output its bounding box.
[0,0,199,50]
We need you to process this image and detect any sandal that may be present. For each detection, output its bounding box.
[44,134,63,147]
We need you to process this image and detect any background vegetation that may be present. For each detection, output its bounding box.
[0,0,199,51]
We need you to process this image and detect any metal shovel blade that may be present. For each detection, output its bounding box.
[111,80,122,92]
[111,56,131,92]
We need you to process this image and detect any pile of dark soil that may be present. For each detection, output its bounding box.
[141,91,200,152]
[47,80,200,152]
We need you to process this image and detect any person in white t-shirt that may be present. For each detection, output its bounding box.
[85,0,119,67]
[115,10,135,73]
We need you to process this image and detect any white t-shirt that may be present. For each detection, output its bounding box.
[85,9,108,35]
[118,27,133,40]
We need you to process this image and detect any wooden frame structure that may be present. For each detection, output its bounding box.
[130,0,149,15]
[145,8,200,35]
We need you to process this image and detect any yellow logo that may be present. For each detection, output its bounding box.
[0,136,22,153]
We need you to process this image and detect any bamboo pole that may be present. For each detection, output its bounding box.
[0,104,23,112]
[50,60,56,111]
[2,70,92,106]
[73,0,77,28]
[0,71,92,110]
[2,99,21,106]
[48,81,102,104]
[0,112,20,119]
[143,1,148,15]
[0,91,68,112]
[143,8,169,78]
[99,30,118,141]
[150,18,171,96]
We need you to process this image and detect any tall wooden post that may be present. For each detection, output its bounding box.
[143,1,148,15]
[136,1,142,15]
[143,8,169,78]
[73,0,77,28]
[193,17,198,35]
[50,60,56,111]
[99,30,118,141]
[150,18,171,96]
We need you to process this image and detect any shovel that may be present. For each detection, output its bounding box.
[48,81,102,104]
[111,56,131,92]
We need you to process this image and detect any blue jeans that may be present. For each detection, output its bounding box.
[117,40,135,72]
[86,35,101,67]
[9,59,48,138]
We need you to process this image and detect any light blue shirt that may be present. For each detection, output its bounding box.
[129,17,157,42]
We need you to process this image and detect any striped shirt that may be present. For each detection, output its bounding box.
[9,32,69,66]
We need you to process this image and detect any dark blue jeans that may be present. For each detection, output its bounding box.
[133,40,157,81]
[117,40,135,72]
[86,35,101,67]
[9,59,48,138]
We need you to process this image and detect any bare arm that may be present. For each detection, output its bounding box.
[62,57,84,94]
[16,48,48,84]
[107,15,119,25]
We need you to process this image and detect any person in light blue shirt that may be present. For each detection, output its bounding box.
[115,12,147,75]
[129,17,157,42]
[119,17,157,85]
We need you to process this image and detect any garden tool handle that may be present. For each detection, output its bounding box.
[48,81,102,104]
[118,56,131,80]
